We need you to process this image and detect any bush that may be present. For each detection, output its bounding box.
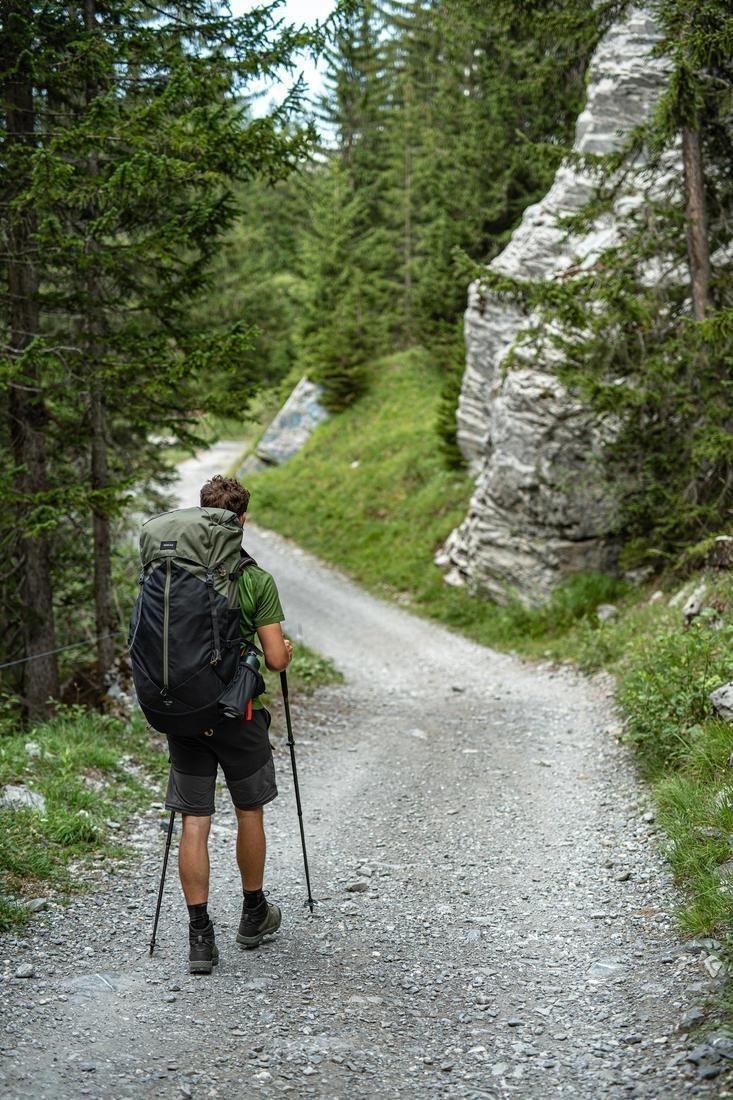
[620,612,733,777]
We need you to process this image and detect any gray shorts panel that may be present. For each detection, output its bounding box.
[226,757,278,810]
[165,768,216,817]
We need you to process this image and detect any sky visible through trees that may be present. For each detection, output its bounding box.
[231,0,336,115]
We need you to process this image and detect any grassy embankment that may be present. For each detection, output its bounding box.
[243,347,733,941]
[0,645,341,931]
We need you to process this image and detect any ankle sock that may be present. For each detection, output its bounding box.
[188,902,209,929]
[243,888,265,910]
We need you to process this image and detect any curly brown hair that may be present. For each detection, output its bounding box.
[200,475,250,516]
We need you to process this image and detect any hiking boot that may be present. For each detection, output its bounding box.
[236,899,282,948]
[188,920,219,974]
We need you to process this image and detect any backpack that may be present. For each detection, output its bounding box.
[129,506,265,736]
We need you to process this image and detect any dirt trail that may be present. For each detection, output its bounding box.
[0,442,724,1099]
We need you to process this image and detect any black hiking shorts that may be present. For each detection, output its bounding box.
[164,708,277,816]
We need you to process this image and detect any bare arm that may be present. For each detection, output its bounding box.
[256,622,293,672]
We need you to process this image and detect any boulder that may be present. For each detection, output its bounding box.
[669,582,694,608]
[25,897,49,913]
[682,581,708,626]
[441,7,673,607]
[710,683,733,723]
[0,784,46,813]
[239,377,329,472]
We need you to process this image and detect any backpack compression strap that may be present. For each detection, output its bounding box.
[207,555,257,666]
[205,569,222,665]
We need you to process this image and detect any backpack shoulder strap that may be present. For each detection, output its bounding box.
[233,551,263,657]
[230,550,258,579]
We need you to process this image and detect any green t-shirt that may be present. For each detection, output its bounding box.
[238,563,285,710]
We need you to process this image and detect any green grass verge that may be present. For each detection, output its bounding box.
[287,644,343,691]
[617,598,733,938]
[0,646,340,930]
[0,706,167,931]
[247,349,473,604]
[259,642,343,715]
[247,347,733,942]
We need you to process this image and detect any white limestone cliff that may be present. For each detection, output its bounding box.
[442,7,672,606]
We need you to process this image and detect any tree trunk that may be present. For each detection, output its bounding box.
[7,389,60,718]
[3,16,60,718]
[90,391,116,679]
[681,125,712,322]
[85,0,116,682]
[403,79,414,344]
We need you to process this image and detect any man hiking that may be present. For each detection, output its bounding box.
[161,474,293,974]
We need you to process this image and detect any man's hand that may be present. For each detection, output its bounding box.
[284,638,294,666]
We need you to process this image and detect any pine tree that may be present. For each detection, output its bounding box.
[411,0,614,345]
[0,3,61,716]
[195,174,309,388]
[0,1,316,712]
[295,1,396,408]
[296,161,377,409]
[652,0,733,320]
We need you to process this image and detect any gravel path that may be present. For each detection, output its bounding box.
[1,444,729,1098]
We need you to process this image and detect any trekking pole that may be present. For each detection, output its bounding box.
[149,810,176,955]
[280,670,315,912]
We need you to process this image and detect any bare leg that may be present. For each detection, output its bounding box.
[235,807,266,891]
[179,814,211,905]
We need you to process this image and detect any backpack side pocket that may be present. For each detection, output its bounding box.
[218,660,266,720]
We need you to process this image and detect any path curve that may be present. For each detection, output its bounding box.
[0,442,721,1099]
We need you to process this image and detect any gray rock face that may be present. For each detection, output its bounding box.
[710,683,733,723]
[238,377,328,475]
[0,784,46,813]
[444,7,672,606]
[707,536,733,570]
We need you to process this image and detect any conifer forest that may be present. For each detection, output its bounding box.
[2,1,731,716]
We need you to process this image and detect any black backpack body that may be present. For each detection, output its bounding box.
[129,506,263,736]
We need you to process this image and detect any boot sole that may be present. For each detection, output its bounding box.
[236,908,282,949]
[189,952,219,975]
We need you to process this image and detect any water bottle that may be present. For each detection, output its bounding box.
[243,650,260,673]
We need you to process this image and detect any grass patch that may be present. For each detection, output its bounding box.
[258,642,343,713]
[248,349,474,604]
[616,603,733,937]
[0,706,167,930]
[288,644,343,691]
